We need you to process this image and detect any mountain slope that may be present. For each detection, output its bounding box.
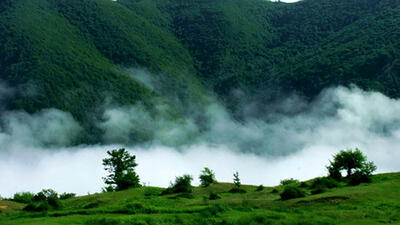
[0,0,399,144]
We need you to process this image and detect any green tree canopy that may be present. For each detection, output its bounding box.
[102,148,140,191]
[199,167,216,187]
[327,148,377,182]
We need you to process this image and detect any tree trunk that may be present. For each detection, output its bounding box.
[347,168,352,177]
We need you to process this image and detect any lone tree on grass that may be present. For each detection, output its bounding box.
[233,172,241,189]
[199,167,217,187]
[229,171,246,193]
[327,148,376,184]
[103,148,140,191]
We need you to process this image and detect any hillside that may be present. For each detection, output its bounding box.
[0,0,400,144]
[0,172,399,225]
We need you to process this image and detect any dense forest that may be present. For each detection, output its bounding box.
[0,0,399,144]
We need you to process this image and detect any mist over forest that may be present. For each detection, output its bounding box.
[1,0,400,197]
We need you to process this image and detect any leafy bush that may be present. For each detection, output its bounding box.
[280,178,300,186]
[209,192,221,200]
[311,186,327,195]
[23,201,50,212]
[162,174,193,195]
[59,192,76,200]
[271,188,279,194]
[20,189,61,211]
[33,189,61,209]
[280,186,306,200]
[299,182,309,188]
[349,168,374,186]
[13,192,35,203]
[199,167,216,187]
[256,185,264,192]
[311,177,339,189]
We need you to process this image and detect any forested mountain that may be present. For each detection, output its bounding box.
[1,0,399,143]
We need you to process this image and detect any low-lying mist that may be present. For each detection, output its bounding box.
[1,79,400,197]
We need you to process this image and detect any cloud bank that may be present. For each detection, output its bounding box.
[0,86,399,197]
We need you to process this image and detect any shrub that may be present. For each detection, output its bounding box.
[311,185,327,195]
[311,177,339,189]
[59,192,76,200]
[209,192,221,200]
[13,192,35,203]
[349,169,373,185]
[162,174,193,194]
[280,178,300,186]
[271,188,279,193]
[33,189,58,202]
[199,167,217,187]
[23,202,50,212]
[32,189,61,209]
[256,185,264,192]
[280,186,306,200]
[299,182,309,188]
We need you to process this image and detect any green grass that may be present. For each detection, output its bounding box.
[1,172,399,225]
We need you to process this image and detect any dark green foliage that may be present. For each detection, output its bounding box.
[162,174,193,195]
[256,185,264,192]
[208,192,221,200]
[311,186,327,195]
[102,148,140,191]
[280,186,306,200]
[199,167,217,187]
[59,193,76,200]
[349,164,376,185]
[299,182,309,188]
[19,189,61,211]
[271,188,279,194]
[0,0,399,148]
[280,178,300,186]
[33,189,61,209]
[311,177,339,189]
[13,192,34,203]
[327,149,377,185]
[23,202,50,212]
[233,172,241,189]
[229,172,246,193]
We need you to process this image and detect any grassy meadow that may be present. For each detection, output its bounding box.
[0,172,399,225]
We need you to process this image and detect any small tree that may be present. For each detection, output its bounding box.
[233,171,241,189]
[327,148,376,183]
[102,148,140,191]
[199,167,216,187]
